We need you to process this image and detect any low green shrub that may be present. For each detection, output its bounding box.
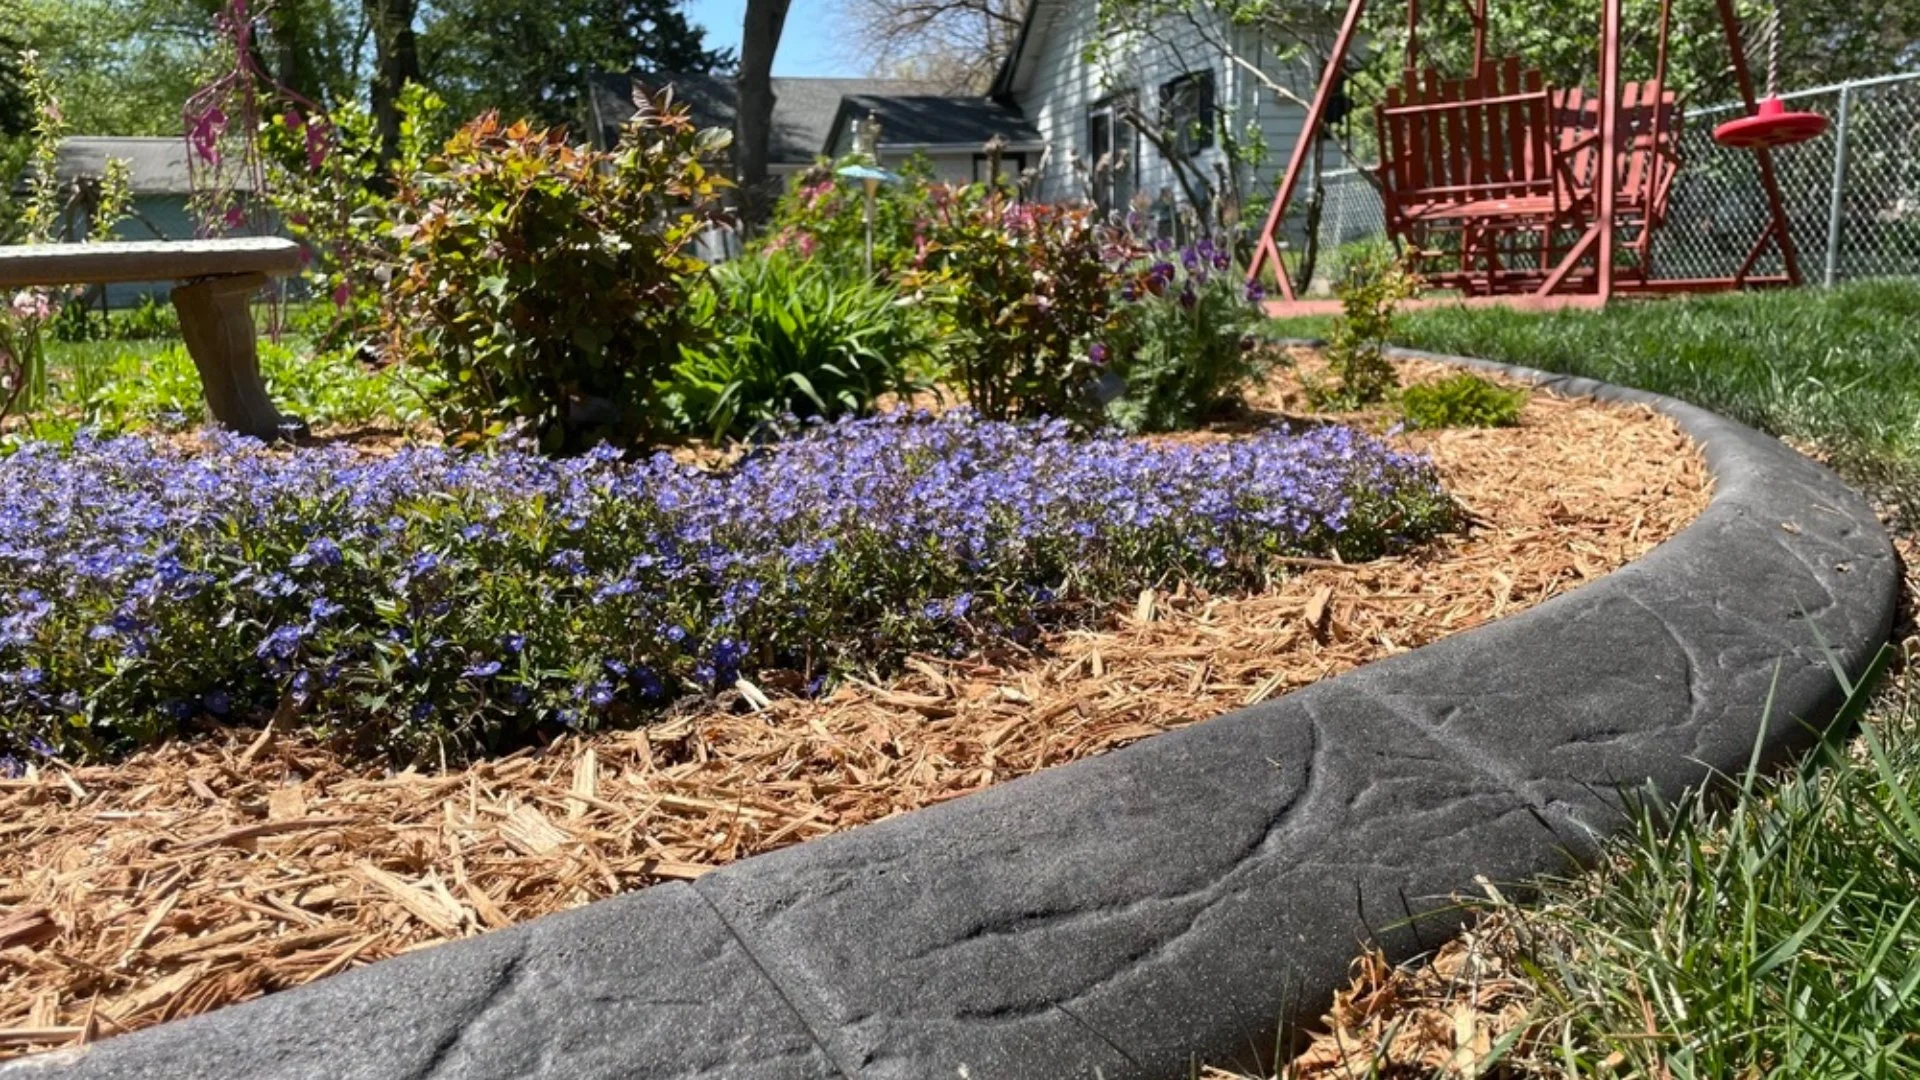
[0,414,1458,764]
[379,94,731,450]
[1103,236,1268,433]
[6,336,437,447]
[1312,249,1419,409]
[671,254,931,439]
[906,192,1137,423]
[1399,372,1528,430]
[50,295,181,344]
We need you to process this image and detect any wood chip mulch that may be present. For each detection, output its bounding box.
[0,360,1710,1057]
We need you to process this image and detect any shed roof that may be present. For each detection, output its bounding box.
[55,137,203,196]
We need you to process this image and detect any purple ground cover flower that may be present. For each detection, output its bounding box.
[0,413,1456,760]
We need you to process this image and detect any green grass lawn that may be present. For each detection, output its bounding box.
[1276,281,1920,523]
[17,330,436,442]
[1281,282,1920,1077]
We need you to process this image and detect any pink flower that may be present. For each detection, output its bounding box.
[11,290,51,323]
[188,107,229,165]
[224,205,247,229]
[332,282,352,309]
[305,118,330,170]
[796,233,817,257]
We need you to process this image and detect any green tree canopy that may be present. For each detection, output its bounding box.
[420,0,733,130]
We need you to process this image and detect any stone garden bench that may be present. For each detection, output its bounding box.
[0,237,305,439]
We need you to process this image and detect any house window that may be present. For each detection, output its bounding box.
[1159,70,1215,158]
[973,152,1027,187]
[1085,94,1137,213]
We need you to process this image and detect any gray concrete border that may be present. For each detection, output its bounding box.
[7,350,1897,1080]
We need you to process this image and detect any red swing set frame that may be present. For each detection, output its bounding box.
[1246,0,1805,312]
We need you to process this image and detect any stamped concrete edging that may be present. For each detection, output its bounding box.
[6,350,1898,1080]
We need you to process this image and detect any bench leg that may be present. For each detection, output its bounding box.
[171,273,304,441]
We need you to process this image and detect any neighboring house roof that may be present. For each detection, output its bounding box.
[586,72,948,163]
[55,137,201,196]
[823,95,1042,156]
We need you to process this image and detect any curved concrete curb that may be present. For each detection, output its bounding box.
[7,353,1897,1080]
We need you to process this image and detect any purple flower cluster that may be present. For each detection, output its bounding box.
[0,413,1456,760]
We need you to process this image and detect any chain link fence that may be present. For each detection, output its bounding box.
[1304,70,1920,291]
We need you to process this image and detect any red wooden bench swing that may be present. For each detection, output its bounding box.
[1246,0,1828,311]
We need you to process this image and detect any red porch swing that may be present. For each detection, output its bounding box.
[1247,0,1819,309]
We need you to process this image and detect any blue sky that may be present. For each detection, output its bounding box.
[684,0,859,77]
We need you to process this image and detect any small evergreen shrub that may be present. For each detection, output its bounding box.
[1400,373,1529,429]
[671,253,931,439]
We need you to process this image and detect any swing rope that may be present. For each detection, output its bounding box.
[1765,0,1782,98]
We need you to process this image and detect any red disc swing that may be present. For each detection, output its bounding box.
[1713,0,1827,147]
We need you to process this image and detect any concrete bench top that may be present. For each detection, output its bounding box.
[0,237,302,288]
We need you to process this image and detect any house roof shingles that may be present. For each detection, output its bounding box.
[587,73,955,163]
[826,95,1041,154]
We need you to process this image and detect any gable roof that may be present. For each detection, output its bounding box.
[586,72,947,163]
[824,95,1042,156]
[988,0,1069,99]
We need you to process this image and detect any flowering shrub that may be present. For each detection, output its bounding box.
[1103,236,1270,433]
[380,93,732,449]
[671,253,932,439]
[0,413,1456,764]
[907,192,1143,423]
[261,87,449,347]
[1,49,132,423]
[760,158,948,279]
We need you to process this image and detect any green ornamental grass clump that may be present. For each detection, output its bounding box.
[1399,372,1529,430]
[671,253,931,440]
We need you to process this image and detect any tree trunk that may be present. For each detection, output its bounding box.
[363,0,421,168]
[736,0,793,226]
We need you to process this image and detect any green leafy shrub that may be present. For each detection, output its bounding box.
[50,295,181,344]
[1399,372,1528,429]
[759,157,948,279]
[671,253,930,439]
[906,191,1139,423]
[1103,236,1268,433]
[262,87,449,348]
[1313,249,1420,408]
[379,94,731,449]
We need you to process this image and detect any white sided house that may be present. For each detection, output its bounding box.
[990,0,1333,233]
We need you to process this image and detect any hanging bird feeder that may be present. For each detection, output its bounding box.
[1712,0,1828,148]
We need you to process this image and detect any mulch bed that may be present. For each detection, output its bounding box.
[0,357,1710,1056]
